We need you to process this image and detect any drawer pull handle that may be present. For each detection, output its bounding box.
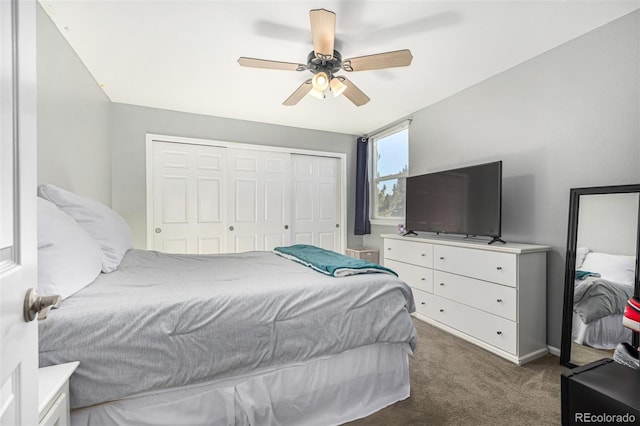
[439,282,445,286]
[439,309,444,312]
[496,299,502,303]
[496,331,502,335]
[421,253,426,256]
[421,302,426,305]
[387,248,391,250]
[439,256,445,260]
[496,266,502,270]
[421,278,426,281]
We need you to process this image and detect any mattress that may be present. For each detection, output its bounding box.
[39,249,417,409]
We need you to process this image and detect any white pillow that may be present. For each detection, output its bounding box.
[579,251,636,286]
[37,184,133,273]
[38,198,103,299]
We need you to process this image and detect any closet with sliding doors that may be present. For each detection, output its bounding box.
[146,134,346,255]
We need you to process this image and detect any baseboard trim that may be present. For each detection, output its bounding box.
[547,345,561,357]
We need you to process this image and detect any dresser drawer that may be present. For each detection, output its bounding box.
[433,245,516,286]
[385,258,433,294]
[412,288,433,317]
[383,239,433,267]
[427,295,517,354]
[433,271,516,320]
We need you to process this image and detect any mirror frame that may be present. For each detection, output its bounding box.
[560,184,640,367]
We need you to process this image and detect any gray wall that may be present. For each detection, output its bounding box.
[365,10,640,349]
[577,193,639,256]
[36,4,112,205]
[110,103,358,249]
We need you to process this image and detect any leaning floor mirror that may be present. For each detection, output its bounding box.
[560,184,640,367]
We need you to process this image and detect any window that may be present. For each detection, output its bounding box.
[370,123,409,223]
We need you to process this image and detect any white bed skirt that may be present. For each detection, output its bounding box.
[572,312,632,349]
[71,342,411,426]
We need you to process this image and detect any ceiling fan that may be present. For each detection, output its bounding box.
[238,8,413,107]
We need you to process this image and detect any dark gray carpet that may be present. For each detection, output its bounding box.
[348,318,563,425]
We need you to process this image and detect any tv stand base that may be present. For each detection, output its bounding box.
[488,236,506,245]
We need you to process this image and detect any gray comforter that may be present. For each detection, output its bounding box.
[573,276,634,324]
[39,249,417,409]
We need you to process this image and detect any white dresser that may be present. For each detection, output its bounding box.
[382,234,551,365]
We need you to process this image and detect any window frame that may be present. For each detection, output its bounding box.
[369,121,410,225]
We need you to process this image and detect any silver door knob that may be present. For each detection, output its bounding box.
[23,288,61,322]
[155,228,162,233]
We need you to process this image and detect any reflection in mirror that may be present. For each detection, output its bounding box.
[570,193,638,365]
[561,185,640,367]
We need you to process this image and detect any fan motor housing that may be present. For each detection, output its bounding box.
[307,50,342,77]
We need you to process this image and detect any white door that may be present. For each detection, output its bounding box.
[151,141,227,254]
[227,148,290,253]
[291,155,342,252]
[0,0,39,424]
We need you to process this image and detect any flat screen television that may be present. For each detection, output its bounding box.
[405,161,503,244]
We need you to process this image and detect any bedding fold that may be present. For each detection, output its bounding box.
[573,276,634,324]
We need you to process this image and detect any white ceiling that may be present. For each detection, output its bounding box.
[40,1,640,135]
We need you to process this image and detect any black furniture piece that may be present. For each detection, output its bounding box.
[561,359,640,425]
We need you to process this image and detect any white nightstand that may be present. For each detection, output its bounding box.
[38,362,79,426]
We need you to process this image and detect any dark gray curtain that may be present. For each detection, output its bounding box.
[354,136,371,235]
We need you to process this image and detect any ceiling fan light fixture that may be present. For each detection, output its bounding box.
[308,87,326,99]
[312,71,329,91]
[330,77,346,97]
[239,8,412,107]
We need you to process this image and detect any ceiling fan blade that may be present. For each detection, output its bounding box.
[238,57,307,71]
[283,80,313,106]
[309,9,336,60]
[342,49,413,72]
[338,77,370,107]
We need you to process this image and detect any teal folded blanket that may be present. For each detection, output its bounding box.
[575,270,601,281]
[274,244,397,277]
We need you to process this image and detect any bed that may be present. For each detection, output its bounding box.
[571,248,636,349]
[36,184,417,425]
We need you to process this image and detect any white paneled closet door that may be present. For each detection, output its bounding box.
[226,148,291,253]
[151,142,226,254]
[291,155,342,252]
